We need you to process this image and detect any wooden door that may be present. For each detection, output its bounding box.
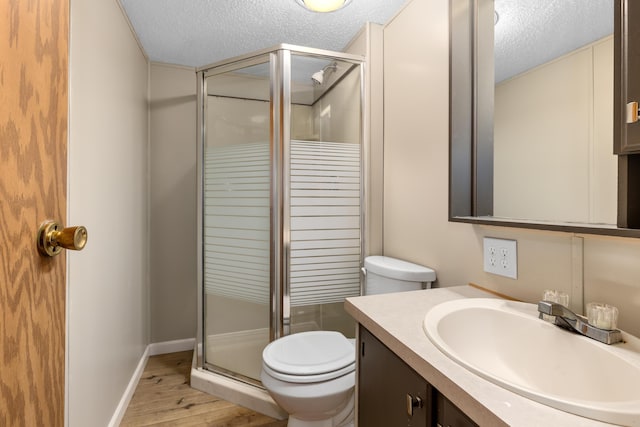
[0,0,69,425]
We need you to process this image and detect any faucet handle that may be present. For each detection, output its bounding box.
[586,303,619,330]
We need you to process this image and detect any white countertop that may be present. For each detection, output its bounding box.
[345,285,614,427]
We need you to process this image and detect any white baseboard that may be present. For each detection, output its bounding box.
[107,345,150,427]
[148,337,196,356]
[108,337,197,427]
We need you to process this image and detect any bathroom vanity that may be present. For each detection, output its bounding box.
[345,286,614,427]
[359,326,476,427]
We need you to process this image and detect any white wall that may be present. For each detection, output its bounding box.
[68,0,149,424]
[383,0,640,338]
[149,63,197,342]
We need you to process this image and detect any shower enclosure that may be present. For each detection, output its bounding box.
[196,45,365,387]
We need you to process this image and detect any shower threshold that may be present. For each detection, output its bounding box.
[192,322,318,420]
[190,339,287,420]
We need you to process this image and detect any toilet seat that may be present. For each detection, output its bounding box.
[262,360,355,383]
[262,331,355,383]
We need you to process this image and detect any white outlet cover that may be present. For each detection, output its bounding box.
[483,237,517,279]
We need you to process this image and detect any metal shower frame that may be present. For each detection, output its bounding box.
[195,44,366,383]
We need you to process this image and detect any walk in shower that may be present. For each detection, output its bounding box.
[195,45,365,390]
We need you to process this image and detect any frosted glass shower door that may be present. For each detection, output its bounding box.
[200,48,365,384]
[287,54,364,339]
[202,61,271,382]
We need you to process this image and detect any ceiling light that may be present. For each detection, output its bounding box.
[296,0,352,13]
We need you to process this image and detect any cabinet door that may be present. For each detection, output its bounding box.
[358,326,432,427]
[615,0,640,153]
[436,393,478,427]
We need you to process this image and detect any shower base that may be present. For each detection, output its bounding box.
[191,340,287,420]
[191,322,318,420]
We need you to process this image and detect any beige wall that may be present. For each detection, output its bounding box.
[383,0,640,338]
[68,0,149,425]
[345,23,384,256]
[494,37,616,224]
[149,63,198,342]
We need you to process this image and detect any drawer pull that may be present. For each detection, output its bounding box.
[406,393,423,417]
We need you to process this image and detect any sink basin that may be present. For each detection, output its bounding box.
[423,298,640,426]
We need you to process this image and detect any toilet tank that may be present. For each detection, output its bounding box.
[364,256,436,295]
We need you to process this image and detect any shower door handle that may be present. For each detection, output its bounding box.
[37,220,88,257]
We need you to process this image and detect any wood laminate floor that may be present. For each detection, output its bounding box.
[120,351,288,426]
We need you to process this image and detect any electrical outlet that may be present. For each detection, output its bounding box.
[483,237,517,279]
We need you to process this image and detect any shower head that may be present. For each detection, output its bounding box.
[311,62,338,86]
[311,70,324,86]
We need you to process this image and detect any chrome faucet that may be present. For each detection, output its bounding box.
[537,301,623,345]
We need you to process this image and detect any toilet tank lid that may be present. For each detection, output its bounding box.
[364,256,436,282]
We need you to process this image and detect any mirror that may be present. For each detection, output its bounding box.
[494,0,615,225]
[449,0,640,236]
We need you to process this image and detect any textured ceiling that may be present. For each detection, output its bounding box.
[119,0,614,81]
[119,0,409,68]
[495,0,613,82]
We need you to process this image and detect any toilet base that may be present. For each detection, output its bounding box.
[286,393,354,427]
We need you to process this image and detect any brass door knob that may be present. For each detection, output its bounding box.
[37,220,88,257]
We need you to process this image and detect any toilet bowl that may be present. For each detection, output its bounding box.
[261,331,356,427]
[261,257,436,426]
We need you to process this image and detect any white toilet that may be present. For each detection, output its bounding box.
[261,256,436,427]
